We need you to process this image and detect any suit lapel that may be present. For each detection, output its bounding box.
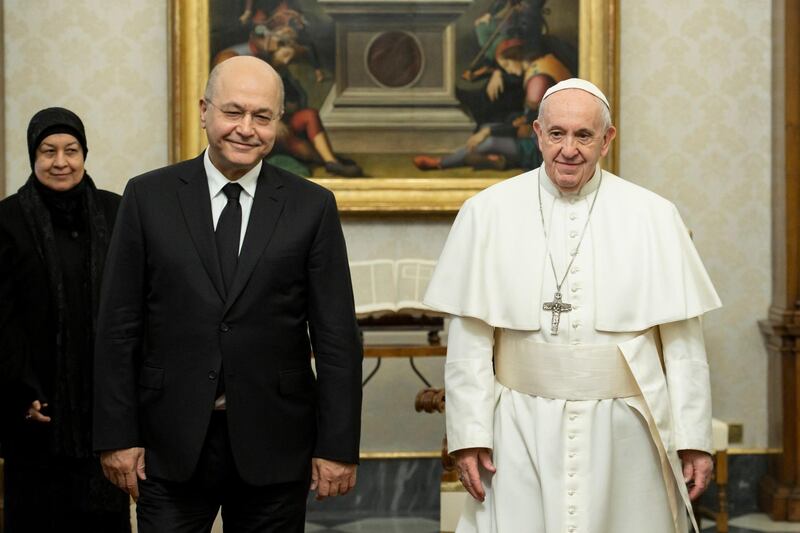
[224,163,286,314]
[177,157,227,302]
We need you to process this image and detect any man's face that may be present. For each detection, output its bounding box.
[533,89,616,193]
[200,63,282,180]
[34,133,86,192]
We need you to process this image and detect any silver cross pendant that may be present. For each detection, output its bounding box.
[542,291,572,335]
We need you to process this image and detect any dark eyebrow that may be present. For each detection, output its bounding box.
[40,141,80,149]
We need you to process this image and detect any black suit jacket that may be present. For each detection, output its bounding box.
[92,155,362,485]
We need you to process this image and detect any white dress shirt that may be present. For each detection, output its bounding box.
[204,149,261,253]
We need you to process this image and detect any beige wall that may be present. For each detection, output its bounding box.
[2,0,772,448]
[3,1,169,193]
[619,0,772,447]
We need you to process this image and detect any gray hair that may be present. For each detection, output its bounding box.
[537,92,613,132]
[204,63,222,102]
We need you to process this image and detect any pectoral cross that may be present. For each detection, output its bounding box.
[542,292,572,335]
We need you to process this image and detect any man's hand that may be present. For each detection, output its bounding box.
[25,400,51,423]
[678,449,713,500]
[453,447,496,502]
[100,447,146,501]
[466,127,491,152]
[486,69,505,101]
[310,458,357,501]
[474,13,491,27]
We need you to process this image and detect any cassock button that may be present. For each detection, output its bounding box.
[569,415,577,421]
[568,434,575,440]
[572,321,580,328]
[569,213,577,220]
[568,472,575,478]
[568,489,576,495]
[208,370,217,380]
[219,323,230,332]
[568,527,576,533]
[70,230,79,239]
[568,452,576,458]
[569,231,578,238]
[568,506,576,515]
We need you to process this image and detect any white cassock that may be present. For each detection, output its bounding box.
[424,166,721,533]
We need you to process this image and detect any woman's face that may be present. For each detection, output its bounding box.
[34,133,85,191]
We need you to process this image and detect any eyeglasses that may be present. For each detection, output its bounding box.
[205,99,276,127]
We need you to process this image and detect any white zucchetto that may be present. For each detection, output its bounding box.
[542,78,610,110]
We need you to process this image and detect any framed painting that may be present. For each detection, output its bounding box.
[170,0,618,214]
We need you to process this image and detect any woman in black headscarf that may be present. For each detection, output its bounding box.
[0,108,130,532]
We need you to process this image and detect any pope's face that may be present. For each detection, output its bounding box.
[533,89,616,193]
[200,62,283,180]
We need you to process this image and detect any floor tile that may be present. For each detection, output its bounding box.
[333,517,439,533]
[304,523,333,532]
[729,513,800,532]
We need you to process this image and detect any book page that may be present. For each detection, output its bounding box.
[395,259,437,314]
[350,260,398,316]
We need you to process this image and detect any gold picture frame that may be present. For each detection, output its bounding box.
[170,0,618,214]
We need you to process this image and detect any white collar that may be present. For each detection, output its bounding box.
[203,149,261,199]
[539,164,602,199]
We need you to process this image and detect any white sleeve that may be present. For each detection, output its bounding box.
[445,316,496,453]
[660,317,713,453]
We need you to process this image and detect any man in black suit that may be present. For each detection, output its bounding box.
[93,56,362,532]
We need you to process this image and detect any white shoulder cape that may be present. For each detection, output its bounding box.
[423,167,721,332]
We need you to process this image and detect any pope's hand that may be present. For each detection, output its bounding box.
[453,447,496,502]
[100,447,146,501]
[678,449,713,500]
[310,458,357,501]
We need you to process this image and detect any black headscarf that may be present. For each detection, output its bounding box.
[16,108,110,458]
[27,107,88,170]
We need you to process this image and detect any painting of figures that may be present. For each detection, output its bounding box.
[208,0,578,179]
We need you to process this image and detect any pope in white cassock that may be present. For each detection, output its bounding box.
[423,78,721,533]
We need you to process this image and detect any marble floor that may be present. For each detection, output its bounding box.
[305,516,439,532]
[300,514,800,533]
[310,513,800,533]
[127,512,800,532]
[700,513,800,533]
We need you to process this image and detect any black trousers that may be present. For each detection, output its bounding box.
[136,412,307,533]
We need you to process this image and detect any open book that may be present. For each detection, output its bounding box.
[350,259,440,317]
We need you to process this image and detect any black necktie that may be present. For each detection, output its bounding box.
[215,182,242,399]
[216,182,243,293]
